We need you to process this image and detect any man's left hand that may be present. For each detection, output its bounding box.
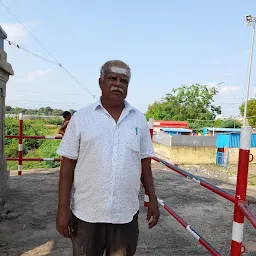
[146,198,160,229]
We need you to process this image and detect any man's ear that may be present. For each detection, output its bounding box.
[99,78,103,90]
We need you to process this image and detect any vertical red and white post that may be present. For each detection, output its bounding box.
[18,113,23,176]
[231,126,252,255]
[144,118,154,207]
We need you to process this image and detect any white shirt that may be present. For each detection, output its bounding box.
[56,99,154,224]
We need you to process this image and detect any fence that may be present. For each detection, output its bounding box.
[4,115,256,255]
[5,113,62,175]
[148,121,256,256]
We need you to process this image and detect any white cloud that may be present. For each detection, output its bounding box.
[27,69,52,81]
[0,23,27,42]
[220,86,240,93]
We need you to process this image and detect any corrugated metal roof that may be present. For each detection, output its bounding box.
[216,133,256,148]
[161,128,192,133]
[204,127,241,133]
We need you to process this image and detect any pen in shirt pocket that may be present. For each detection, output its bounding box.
[135,127,138,135]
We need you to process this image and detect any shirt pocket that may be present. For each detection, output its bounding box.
[125,127,140,152]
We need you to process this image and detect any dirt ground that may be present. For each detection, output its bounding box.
[0,161,256,256]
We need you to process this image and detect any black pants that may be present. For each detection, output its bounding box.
[71,212,139,256]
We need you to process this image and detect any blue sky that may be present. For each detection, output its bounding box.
[1,0,256,117]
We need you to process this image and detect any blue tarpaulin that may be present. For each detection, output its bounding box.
[216,133,256,148]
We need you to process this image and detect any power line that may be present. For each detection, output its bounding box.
[5,39,96,98]
[7,89,83,96]
[6,99,90,107]
[6,40,59,66]
[0,0,60,63]
[0,0,96,99]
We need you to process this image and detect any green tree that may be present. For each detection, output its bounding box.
[216,119,242,128]
[240,99,256,127]
[52,109,63,116]
[5,106,12,112]
[69,109,76,115]
[145,84,221,122]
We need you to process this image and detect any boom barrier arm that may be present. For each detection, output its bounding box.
[238,201,256,229]
[158,197,222,255]
[153,156,236,203]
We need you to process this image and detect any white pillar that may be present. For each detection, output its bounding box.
[0,26,14,207]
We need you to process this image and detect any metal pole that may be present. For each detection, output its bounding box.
[149,118,154,139]
[144,118,154,207]
[243,22,255,126]
[231,126,252,255]
[18,113,23,175]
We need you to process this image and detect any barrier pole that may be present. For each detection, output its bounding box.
[18,113,23,176]
[231,126,252,255]
[153,156,236,203]
[8,158,61,162]
[158,198,222,255]
[149,118,154,139]
[5,135,62,139]
[144,118,154,207]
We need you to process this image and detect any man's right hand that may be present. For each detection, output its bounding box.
[56,208,72,238]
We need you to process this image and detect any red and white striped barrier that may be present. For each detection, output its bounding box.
[18,113,23,176]
[149,118,154,139]
[8,158,60,162]
[238,201,256,229]
[5,113,63,175]
[5,135,63,139]
[144,118,154,207]
[152,156,236,203]
[157,197,222,255]
[231,126,252,255]
[149,119,255,255]
[144,192,149,207]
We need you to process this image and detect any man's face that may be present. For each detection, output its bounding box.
[99,67,129,101]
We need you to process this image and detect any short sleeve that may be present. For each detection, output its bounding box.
[56,114,80,160]
[140,116,155,159]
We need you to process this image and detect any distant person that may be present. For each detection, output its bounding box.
[58,111,71,135]
[56,60,160,256]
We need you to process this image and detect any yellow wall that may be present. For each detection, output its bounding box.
[153,142,216,164]
[228,148,256,164]
[153,142,256,165]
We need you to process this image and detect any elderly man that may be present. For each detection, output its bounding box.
[56,60,160,256]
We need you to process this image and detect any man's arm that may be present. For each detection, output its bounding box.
[141,157,160,229]
[56,157,77,238]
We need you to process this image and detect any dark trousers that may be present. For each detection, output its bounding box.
[71,212,139,256]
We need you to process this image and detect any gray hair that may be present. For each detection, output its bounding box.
[100,60,131,81]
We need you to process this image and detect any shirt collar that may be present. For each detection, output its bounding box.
[93,98,135,113]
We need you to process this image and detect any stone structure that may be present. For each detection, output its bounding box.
[0,26,14,207]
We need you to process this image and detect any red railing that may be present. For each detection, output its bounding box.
[5,113,62,175]
[147,120,256,255]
